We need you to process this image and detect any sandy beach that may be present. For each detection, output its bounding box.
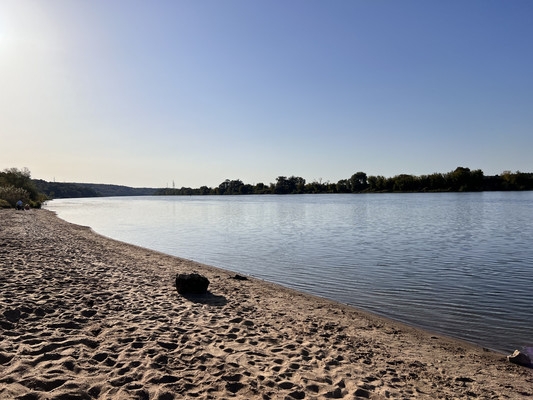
[1,209,531,399]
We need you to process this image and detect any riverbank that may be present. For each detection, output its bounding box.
[1,210,531,399]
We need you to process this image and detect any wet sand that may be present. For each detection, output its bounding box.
[1,209,531,399]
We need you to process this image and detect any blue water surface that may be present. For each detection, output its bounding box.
[45,192,533,353]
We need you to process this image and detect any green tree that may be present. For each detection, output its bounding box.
[349,172,368,192]
[274,176,292,194]
[0,167,40,201]
[216,179,230,195]
[216,179,246,195]
[0,167,44,207]
[392,174,418,192]
[304,179,328,193]
[446,167,484,191]
[198,186,211,195]
[336,179,350,193]
[228,179,245,194]
[0,186,30,207]
[427,173,447,191]
[367,175,388,192]
[500,171,533,190]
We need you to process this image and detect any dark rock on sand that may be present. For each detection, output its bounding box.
[175,273,210,294]
[507,350,532,368]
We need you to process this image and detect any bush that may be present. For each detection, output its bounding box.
[0,185,30,208]
[0,199,11,208]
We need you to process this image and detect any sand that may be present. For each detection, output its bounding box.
[0,209,531,399]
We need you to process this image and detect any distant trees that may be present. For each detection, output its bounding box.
[5,167,528,203]
[365,167,487,193]
[448,167,483,191]
[499,171,532,190]
[274,176,306,194]
[367,175,390,192]
[349,172,368,192]
[214,179,254,195]
[154,167,533,196]
[1,165,524,206]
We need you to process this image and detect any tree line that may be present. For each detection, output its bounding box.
[2,167,532,207]
[155,167,533,196]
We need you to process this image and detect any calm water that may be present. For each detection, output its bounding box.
[45,192,533,353]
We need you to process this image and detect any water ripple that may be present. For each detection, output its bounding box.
[46,192,533,353]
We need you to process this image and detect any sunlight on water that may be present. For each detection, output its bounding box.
[46,192,533,353]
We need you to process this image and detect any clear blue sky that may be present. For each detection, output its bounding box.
[1,1,532,188]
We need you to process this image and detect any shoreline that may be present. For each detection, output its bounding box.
[1,209,531,399]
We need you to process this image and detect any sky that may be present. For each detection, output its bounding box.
[1,1,532,188]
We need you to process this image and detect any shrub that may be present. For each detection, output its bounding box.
[0,185,30,208]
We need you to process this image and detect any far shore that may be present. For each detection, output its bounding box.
[1,209,531,399]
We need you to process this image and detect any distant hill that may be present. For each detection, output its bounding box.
[74,183,158,197]
[34,179,158,199]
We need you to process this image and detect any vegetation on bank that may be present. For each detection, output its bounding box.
[0,168,156,206]
[156,167,533,196]
[0,168,46,208]
[1,167,532,206]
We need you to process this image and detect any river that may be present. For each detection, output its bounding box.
[45,192,533,353]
